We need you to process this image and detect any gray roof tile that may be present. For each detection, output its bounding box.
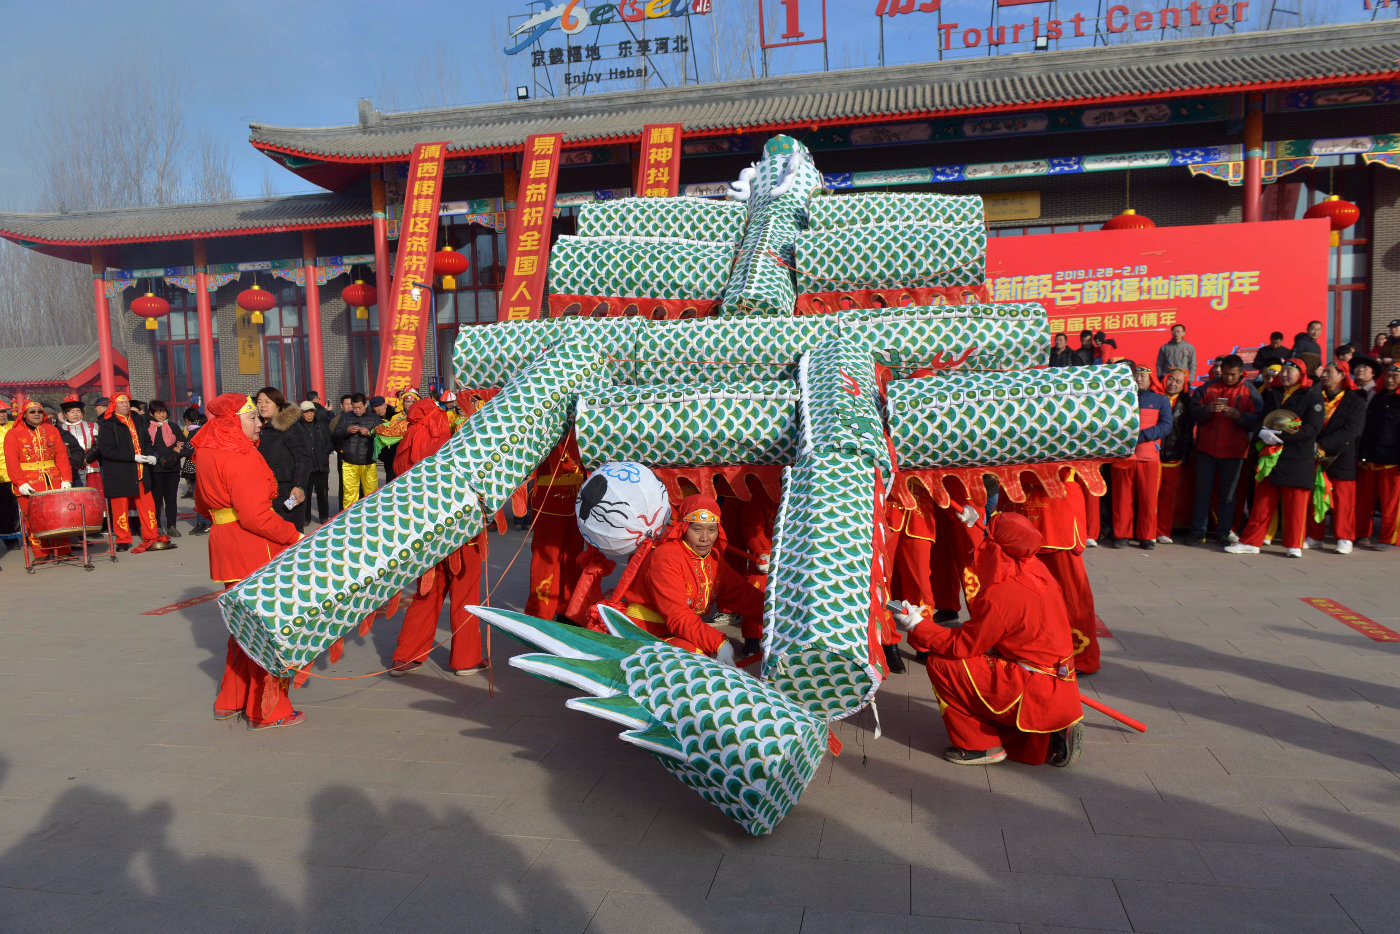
[250,22,1400,160]
[0,191,370,246]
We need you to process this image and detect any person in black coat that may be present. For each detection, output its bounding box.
[298,400,334,523]
[145,400,190,538]
[254,387,312,532]
[96,392,166,551]
[1048,333,1076,367]
[1306,362,1367,554]
[1226,359,1325,557]
[1357,364,1400,548]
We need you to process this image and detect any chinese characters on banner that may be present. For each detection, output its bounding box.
[503,134,563,321]
[236,310,262,375]
[374,142,449,397]
[638,124,683,197]
[985,218,1331,380]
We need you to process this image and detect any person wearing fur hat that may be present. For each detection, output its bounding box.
[620,494,765,663]
[3,394,74,559]
[194,393,304,729]
[894,512,1084,767]
[1227,359,1326,557]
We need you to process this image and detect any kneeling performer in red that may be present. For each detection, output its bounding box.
[895,512,1084,767]
[622,494,764,663]
[193,394,304,730]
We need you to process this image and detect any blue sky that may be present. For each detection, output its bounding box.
[0,0,1363,209]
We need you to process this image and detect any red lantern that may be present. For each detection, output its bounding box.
[130,291,170,331]
[237,283,276,325]
[433,248,469,291]
[1102,209,1156,231]
[1304,194,1360,247]
[342,279,377,320]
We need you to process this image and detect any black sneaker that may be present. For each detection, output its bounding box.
[1048,722,1085,768]
[1112,538,1128,549]
[883,643,907,674]
[1141,540,1156,551]
[741,638,762,657]
[912,651,930,664]
[944,746,1007,766]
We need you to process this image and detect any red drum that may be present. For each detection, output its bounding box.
[26,487,105,538]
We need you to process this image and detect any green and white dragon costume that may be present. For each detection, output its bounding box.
[217,136,1138,835]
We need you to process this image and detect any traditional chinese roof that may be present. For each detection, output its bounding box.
[0,191,370,259]
[250,21,1400,171]
[0,343,129,390]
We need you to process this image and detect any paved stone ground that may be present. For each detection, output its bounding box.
[2,509,1399,934]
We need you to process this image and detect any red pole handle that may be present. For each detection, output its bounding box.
[1080,693,1147,733]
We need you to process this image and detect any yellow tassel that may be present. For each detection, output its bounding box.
[251,310,264,325]
[443,275,456,291]
[1330,231,1341,248]
[144,318,158,330]
[355,306,368,319]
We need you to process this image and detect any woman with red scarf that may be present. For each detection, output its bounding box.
[96,392,166,553]
[621,494,764,662]
[193,393,303,730]
[896,512,1084,767]
[388,398,486,676]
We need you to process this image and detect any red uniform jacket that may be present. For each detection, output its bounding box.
[623,539,764,654]
[907,570,1081,733]
[4,421,72,494]
[194,444,299,583]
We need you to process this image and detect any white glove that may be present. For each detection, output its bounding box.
[60,481,71,490]
[715,641,738,668]
[17,483,34,496]
[1258,428,1283,445]
[959,504,979,527]
[757,553,770,574]
[892,600,928,632]
[135,454,157,465]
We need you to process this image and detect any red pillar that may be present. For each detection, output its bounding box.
[1242,93,1264,224]
[302,230,326,401]
[192,241,218,405]
[371,175,391,315]
[92,247,116,398]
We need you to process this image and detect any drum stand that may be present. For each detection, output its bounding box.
[19,499,111,573]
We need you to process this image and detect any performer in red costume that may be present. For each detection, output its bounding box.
[525,433,587,622]
[388,397,486,677]
[621,494,764,660]
[884,490,978,671]
[895,512,1084,767]
[4,394,74,559]
[1111,364,1173,550]
[1001,467,1100,674]
[96,392,167,553]
[193,393,303,730]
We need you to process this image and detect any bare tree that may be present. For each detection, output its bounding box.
[701,2,761,83]
[1,61,237,349]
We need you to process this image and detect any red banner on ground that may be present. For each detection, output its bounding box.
[375,141,448,397]
[1301,597,1400,642]
[503,134,562,321]
[638,124,683,197]
[986,218,1331,380]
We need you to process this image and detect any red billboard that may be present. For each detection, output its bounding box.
[985,218,1332,379]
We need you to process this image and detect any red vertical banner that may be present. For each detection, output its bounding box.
[638,124,683,197]
[374,141,448,397]
[502,134,562,321]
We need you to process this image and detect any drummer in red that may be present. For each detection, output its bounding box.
[192,393,304,730]
[388,397,486,677]
[895,512,1084,767]
[3,394,73,559]
[621,494,764,663]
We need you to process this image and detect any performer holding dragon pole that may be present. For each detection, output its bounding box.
[194,393,304,730]
[893,511,1084,768]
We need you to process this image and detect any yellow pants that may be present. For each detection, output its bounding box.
[341,462,378,506]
